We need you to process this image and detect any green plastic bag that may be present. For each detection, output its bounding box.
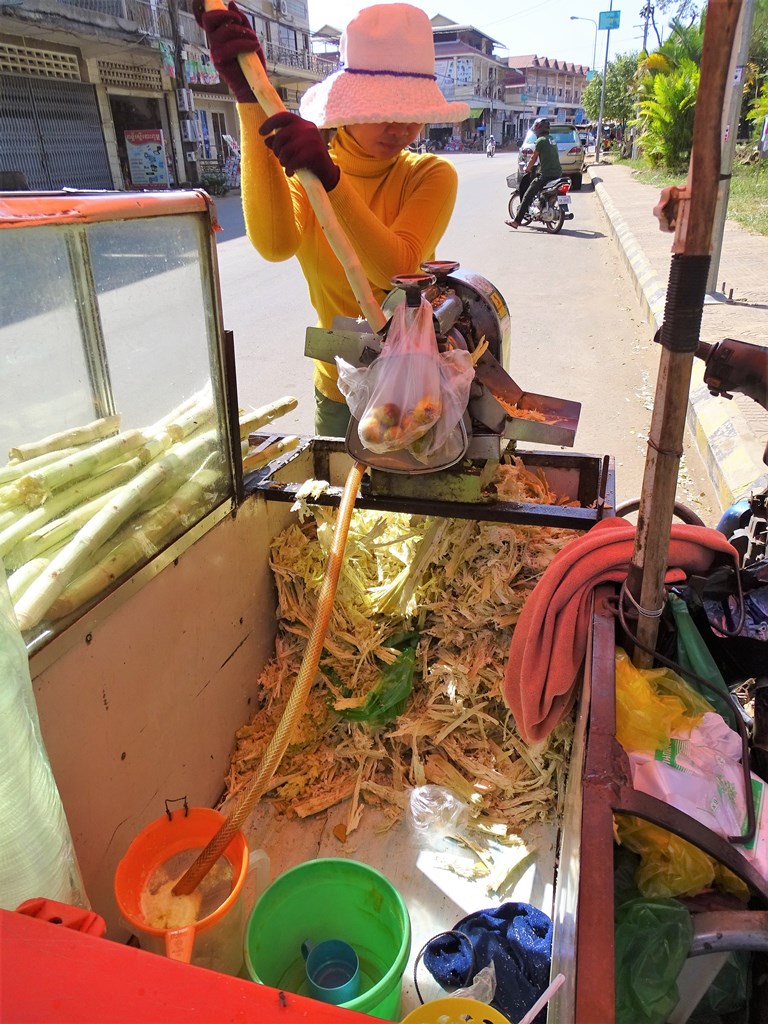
[669,593,734,724]
[335,632,418,727]
[615,897,693,1024]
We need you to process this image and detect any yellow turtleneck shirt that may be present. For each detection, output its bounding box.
[238,105,459,403]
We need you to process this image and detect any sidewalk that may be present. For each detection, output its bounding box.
[588,161,768,509]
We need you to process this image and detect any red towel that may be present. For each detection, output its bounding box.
[502,517,737,744]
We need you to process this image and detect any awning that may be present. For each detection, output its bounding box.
[468,108,484,119]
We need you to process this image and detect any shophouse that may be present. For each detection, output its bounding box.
[504,55,589,139]
[0,0,334,190]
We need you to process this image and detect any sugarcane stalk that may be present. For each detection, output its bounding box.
[165,401,214,442]
[203,0,387,333]
[8,491,117,569]
[7,555,57,605]
[13,429,222,631]
[14,469,165,632]
[243,435,299,473]
[0,459,143,560]
[9,429,149,509]
[8,415,121,462]
[147,383,212,435]
[0,446,80,486]
[0,506,25,534]
[47,467,221,621]
[238,397,298,439]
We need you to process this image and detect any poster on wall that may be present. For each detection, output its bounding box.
[124,129,170,187]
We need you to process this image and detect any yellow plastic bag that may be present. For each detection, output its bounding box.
[614,647,712,754]
[615,815,749,901]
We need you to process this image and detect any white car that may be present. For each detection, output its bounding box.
[518,125,586,190]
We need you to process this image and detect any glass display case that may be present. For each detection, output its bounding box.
[0,190,239,651]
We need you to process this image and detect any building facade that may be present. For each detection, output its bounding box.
[0,0,334,191]
[504,55,589,137]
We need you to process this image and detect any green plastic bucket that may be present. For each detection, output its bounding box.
[244,858,411,1020]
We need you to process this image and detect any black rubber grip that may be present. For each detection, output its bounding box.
[658,253,712,353]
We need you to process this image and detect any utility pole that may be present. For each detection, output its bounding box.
[594,0,615,166]
[168,0,199,185]
[632,2,654,159]
[706,0,756,294]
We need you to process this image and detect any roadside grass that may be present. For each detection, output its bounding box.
[613,156,768,237]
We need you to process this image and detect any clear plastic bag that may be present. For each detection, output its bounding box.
[410,785,471,846]
[337,297,474,463]
[449,961,497,1004]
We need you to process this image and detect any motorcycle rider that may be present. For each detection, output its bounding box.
[486,133,496,157]
[506,118,562,229]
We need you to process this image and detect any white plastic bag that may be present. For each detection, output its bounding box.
[0,561,88,909]
[627,711,768,880]
[337,297,474,463]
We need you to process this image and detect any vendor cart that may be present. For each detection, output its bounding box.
[3,14,768,1008]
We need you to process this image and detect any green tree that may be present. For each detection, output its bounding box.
[647,0,702,48]
[582,53,640,129]
[750,0,768,71]
[637,57,700,169]
[748,80,768,134]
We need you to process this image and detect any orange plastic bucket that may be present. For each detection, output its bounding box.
[115,807,266,976]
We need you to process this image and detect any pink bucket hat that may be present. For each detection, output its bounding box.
[300,4,470,128]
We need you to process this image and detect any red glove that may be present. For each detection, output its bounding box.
[193,1,264,104]
[260,112,341,192]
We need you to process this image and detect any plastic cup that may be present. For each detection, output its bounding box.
[302,938,360,1004]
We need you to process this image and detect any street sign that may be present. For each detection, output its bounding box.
[599,10,621,29]
[586,70,598,81]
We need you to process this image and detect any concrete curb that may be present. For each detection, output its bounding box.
[588,167,767,508]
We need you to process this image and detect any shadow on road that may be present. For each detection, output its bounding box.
[558,227,606,239]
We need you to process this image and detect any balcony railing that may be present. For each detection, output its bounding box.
[263,41,337,78]
[58,0,172,37]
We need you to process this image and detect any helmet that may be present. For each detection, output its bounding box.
[532,118,550,134]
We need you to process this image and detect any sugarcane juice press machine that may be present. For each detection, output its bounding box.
[251,260,614,530]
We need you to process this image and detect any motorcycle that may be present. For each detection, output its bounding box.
[486,139,496,158]
[507,172,574,234]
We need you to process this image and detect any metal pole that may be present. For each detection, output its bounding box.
[632,2,654,159]
[569,17,598,73]
[594,1,614,165]
[705,0,756,293]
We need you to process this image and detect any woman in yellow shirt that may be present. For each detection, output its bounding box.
[196,2,468,435]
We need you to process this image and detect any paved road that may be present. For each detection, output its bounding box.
[214,153,721,521]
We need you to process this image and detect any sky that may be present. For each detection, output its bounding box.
[306,0,660,70]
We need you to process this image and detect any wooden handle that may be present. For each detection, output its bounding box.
[627,0,743,667]
[203,0,386,332]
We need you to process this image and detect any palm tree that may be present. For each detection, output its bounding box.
[637,57,700,170]
[633,15,704,169]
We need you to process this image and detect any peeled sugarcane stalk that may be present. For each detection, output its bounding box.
[7,552,62,605]
[0,459,143,560]
[8,429,149,509]
[47,467,221,621]
[147,383,212,436]
[0,506,25,533]
[243,435,299,474]
[8,491,117,569]
[202,0,387,334]
[13,430,220,631]
[0,446,80,487]
[238,397,298,439]
[165,401,214,442]
[8,415,121,462]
